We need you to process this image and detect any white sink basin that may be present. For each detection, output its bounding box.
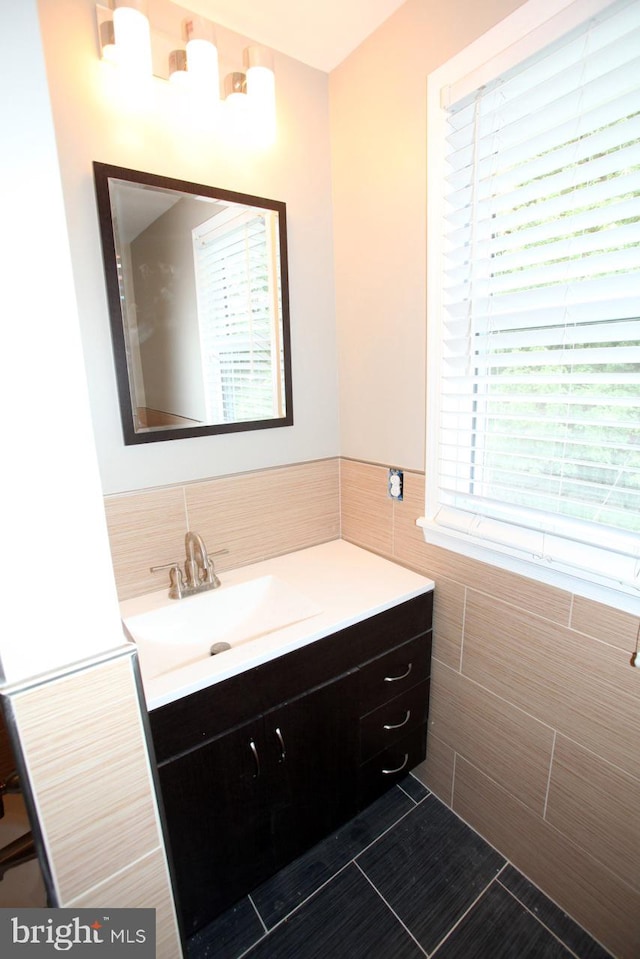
[123,575,322,680]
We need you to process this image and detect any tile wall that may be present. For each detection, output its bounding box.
[340,458,639,959]
[102,455,639,958]
[105,459,340,601]
[3,649,182,958]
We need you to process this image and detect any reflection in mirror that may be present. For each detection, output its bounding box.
[93,163,293,444]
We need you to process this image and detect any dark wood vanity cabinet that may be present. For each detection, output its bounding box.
[149,591,433,935]
[157,675,358,932]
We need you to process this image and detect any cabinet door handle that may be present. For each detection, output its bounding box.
[381,753,409,775]
[249,738,260,778]
[384,709,411,731]
[274,726,286,763]
[384,662,412,682]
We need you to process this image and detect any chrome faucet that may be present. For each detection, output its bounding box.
[150,531,223,599]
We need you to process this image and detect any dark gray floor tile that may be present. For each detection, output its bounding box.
[187,896,264,959]
[499,865,613,959]
[432,880,574,959]
[251,785,414,929]
[357,794,504,954]
[244,864,425,959]
[399,773,430,803]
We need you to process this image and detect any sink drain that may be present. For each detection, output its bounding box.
[209,642,232,656]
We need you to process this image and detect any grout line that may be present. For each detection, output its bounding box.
[354,861,429,957]
[353,791,432,862]
[428,876,497,957]
[396,777,430,805]
[247,894,268,935]
[234,790,429,957]
[497,879,586,959]
[542,729,557,821]
[459,586,467,673]
[450,750,457,809]
[233,860,356,959]
[568,592,575,629]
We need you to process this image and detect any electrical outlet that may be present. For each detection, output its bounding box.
[388,468,403,501]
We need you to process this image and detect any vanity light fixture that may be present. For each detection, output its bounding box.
[112,0,152,76]
[96,2,277,140]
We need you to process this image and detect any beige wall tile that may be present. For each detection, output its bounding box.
[185,459,340,571]
[12,657,162,903]
[429,661,554,816]
[432,578,464,670]
[453,757,640,959]
[391,471,571,625]
[104,487,187,601]
[571,596,640,655]
[390,469,430,565]
[105,461,340,600]
[414,731,455,805]
[69,848,182,959]
[546,735,640,893]
[340,459,393,555]
[462,590,640,781]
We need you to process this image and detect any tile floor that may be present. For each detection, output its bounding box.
[187,776,613,959]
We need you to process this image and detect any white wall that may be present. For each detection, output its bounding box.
[330,0,527,470]
[37,0,340,494]
[0,0,122,683]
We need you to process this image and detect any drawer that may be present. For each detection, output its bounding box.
[360,681,429,763]
[358,725,427,808]
[359,633,431,715]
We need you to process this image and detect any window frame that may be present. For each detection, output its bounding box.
[419,0,640,614]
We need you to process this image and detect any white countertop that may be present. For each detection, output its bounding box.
[121,540,434,710]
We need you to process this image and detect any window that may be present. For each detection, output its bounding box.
[419,0,640,604]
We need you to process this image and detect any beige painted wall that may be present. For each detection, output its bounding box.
[37,0,340,494]
[330,0,527,470]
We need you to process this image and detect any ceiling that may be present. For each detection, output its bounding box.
[180,0,408,72]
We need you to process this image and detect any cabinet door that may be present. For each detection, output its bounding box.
[264,672,359,869]
[158,718,274,935]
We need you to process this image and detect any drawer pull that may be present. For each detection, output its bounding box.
[384,709,411,731]
[249,738,260,778]
[384,663,412,683]
[381,753,409,775]
[275,726,286,763]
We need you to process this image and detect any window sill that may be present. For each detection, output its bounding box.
[416,516,640,617]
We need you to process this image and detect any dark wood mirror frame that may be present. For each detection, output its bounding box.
[94,162,293,445]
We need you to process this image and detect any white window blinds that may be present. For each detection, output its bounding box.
[423,0,640,596]
[193,207,284,425]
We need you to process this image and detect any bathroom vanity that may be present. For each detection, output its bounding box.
[124,542,434,935]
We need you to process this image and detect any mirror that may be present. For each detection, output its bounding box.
[93,163,293,445]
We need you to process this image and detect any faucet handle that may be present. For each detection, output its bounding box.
[150,562,184,599]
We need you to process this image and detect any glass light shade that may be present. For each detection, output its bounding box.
[186,39,219,94]
[183,16,219,97]
[113,1,152,77]
[243,46,276,144]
